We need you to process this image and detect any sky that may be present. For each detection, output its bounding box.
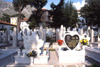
[4,0,86,10]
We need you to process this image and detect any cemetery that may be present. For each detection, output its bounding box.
[1,0,100,67]
[0,23,100,67]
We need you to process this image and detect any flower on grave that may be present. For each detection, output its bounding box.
[80,39,88,45]
[57,39,64,46]
[26,50,37,57]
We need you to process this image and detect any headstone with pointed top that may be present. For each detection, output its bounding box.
[0,32,1,42]
[67,27,70,31]
[13,27,17,47]
[91,29,94,42]
[5,30,8,42]
[24,28,27,36]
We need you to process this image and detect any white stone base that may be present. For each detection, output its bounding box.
[56,49,85,63]
[34,56,49,64]
[86,47,100,63]
[14,56,30,64]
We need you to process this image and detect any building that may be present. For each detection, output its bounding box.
[33,8,52,27]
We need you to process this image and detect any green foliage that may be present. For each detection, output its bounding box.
[10,27,14,31]
[63,1,78,28]
[13,0,29,32]
[11,14,25,19]
[29,0,47,9]
[13,0,28,12]
[0,13,10,23]
[50,0,64,28]
[80,0,100,27]
[28,18,37,30]
[28,0,47,27]
[50,0,78,28]
[0,13,25,23]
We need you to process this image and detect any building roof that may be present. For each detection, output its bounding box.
[0,21,16,26]
[21,18,28,22]
[34,8,47,11]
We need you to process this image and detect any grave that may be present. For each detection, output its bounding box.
[56,31,85,63]
[14,30,49,65]
[86,47,100,63]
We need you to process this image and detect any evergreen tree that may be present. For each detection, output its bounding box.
[13,0,29,32]
[0,13,10,23]
[50,0,64,28]
[63,1,78,28]
[80,0,100,27]
[50,0,78,28]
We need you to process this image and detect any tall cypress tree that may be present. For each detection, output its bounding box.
[80,0,100,27]
[63,1,78,28]
[50,0,64,28]
[50,0,78,28]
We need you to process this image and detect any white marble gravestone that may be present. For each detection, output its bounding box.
[13,28,17,47]
[14,31,49,64]
[80,33,90,43]
[5,30,8,42]
[18,32,22,40]
[56,31,85,63]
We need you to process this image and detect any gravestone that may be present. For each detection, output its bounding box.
[13,28,17,47]
[81,28,83,35]
[5,30,8,42]
[91,29,94,42]
[65,34,79,50]
[24,28,27,36]
[0,32,1,42]
[39,25,43,39]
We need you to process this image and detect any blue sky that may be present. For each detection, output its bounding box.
[4,0,84,10]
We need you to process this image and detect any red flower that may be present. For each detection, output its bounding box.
[57,39,63,46]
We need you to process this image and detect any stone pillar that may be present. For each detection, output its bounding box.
[5,30,8,42]
[13,27,17,47]
[91,29,94,42]
[81,28,83,35]
[39,25,43,40]
[7,25,10,41]
[0,32,1,42]
[56,29,59,41]
[43,29,46,43]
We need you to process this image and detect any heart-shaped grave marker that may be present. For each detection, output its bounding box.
[65,35,79,50]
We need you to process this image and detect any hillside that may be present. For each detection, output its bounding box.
[0,0,35,18]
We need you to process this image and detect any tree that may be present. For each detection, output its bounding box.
[50,0,64,28]
[50,0,78,28]
[80,0,100,27]
[0,13,10,23]
[28,0,47,28]
[63,1,78,28]
[13,0,29,32]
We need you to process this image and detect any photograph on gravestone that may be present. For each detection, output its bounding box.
[65,35,79,50]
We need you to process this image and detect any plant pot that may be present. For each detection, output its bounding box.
[30,57,34,65]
